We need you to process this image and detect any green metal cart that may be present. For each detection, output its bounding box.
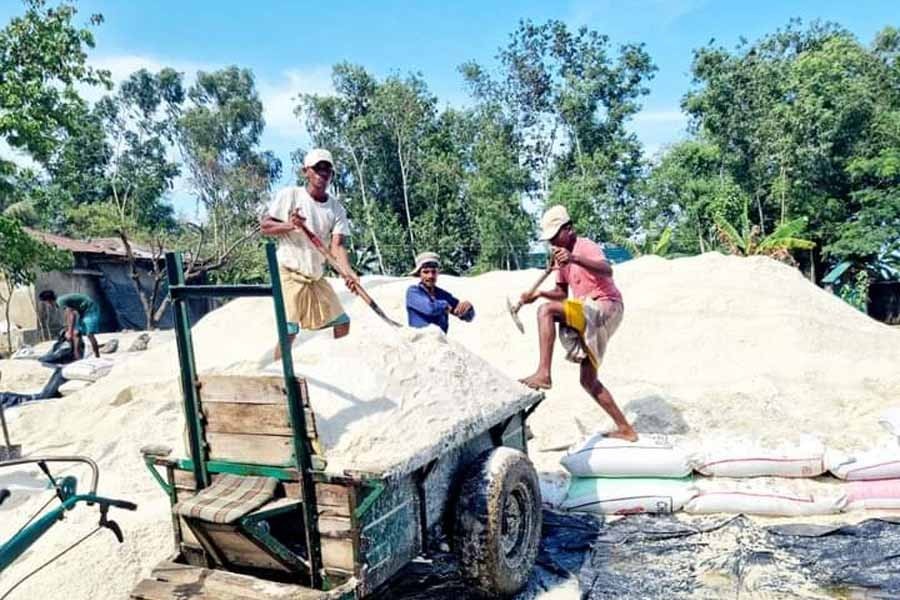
[131,243,544,599]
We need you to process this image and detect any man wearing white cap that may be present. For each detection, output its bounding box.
[261,148,360,358]
[519,205,636,442]
[405,252,474,333]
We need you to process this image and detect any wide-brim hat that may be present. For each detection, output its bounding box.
[408,251,441,276]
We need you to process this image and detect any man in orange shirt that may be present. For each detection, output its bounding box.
[519,205,637,442]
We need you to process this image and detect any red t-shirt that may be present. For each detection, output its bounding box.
[556,237,623,302]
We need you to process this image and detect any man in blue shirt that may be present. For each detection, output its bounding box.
[406,252,475,333]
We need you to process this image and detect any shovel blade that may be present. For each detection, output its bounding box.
[0,445,22,461]
[506,297,525,334]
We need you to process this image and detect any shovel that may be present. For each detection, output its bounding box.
[0,373,22,461]
[506,262,555,334]
[293,217,403,328]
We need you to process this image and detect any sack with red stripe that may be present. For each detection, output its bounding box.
[695,435,825,478]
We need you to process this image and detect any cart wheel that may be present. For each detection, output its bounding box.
[455,447,542,597]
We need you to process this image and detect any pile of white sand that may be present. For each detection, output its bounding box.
[2,252,900,599]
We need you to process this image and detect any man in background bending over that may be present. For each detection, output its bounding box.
[38,290,101,359]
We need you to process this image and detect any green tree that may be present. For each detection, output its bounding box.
[0,215,70,352]
[0,0,109,206]
[178,66,282,282]
[300,64,390,273]
[372,74,436,259]
[683,21,898,275]
[462,19,656,242]
[639,139,745,254]
[714,201,815,264]
[93,68,184,232]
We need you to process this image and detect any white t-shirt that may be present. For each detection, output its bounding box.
[267,186,351,278]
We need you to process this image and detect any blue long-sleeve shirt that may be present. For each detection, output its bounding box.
[406,283,475,333]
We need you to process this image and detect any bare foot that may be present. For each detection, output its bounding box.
[519,373,552,390]
[604,428,639,442]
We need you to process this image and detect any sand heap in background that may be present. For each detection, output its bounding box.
[2,252,900,599]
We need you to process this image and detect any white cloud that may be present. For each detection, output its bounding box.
[83,54,218,103]
[629,108,689,158]
[257,66,333,144]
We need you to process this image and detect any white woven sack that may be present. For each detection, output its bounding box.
[826,447,900,481]
[61,357,114,382]
[560,477,697,515]
[695,435,825,478]
[685,490,846,516]
[561,432,692,478]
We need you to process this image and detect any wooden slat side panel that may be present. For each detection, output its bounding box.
[204,402,293,435]
[206,433,293,465]
[315,483,351,517]
[199,375,287,404]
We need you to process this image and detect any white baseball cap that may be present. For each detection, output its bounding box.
[539,205,571,241]
[303,148,334,169]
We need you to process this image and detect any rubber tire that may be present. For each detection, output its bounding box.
[454,447,542,597]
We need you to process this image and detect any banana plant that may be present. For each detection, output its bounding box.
[714,201,815,261]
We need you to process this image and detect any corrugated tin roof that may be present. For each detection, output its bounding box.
[25,229,158,260]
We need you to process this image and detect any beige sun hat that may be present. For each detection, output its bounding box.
[408,251,441,276]
[539,205,571,241]
[303,148,334,169]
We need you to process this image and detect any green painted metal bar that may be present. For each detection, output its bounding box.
[267,243,324,589]
[169,284,273,299]
[143,456,175,503]
[165,252,209,490]
[177,459,296,481]
[353,481,386,521]
[0,493,137,573]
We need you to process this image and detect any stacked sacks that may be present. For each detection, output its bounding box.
[823,409,900,512]
[685,479,846,516]
[826,446,900,511]
[559,433,698,515]
[559,432,847,517]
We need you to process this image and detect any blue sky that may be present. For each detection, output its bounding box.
[2,0,897,216]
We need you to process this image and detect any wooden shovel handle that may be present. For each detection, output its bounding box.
[293,219,372,303]
[514,263,555,313]
[293,218,401,327]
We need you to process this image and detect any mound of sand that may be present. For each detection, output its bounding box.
[2,252,900,599]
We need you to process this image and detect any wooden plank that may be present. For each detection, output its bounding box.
[318,516,353,538]
[138,561,330,599]
[199,374,288,404]
[174,469,198,491]
[321,537,355,572]
[179,515,201,547]
[204,527,289,572]
[315,483,351,511]
[204,402,293,436]
[207,432,293,465]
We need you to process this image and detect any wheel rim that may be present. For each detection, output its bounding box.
[500,480,534,565]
